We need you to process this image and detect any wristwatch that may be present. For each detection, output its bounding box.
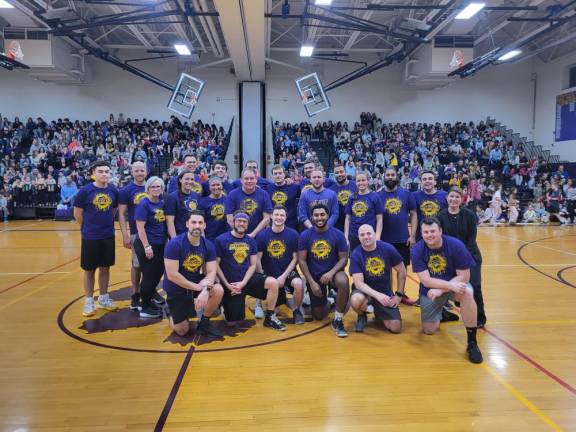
[395,292,404,298]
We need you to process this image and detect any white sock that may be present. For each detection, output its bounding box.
[334,311,344,320]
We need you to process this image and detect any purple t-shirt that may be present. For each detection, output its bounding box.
[411,235,475,296]
[163,233,216,296]
[225,187,272,233]
[215,231,258,283]
[164,190,200,235]
[118,182,146,234]
[135,198,167,245]
[349,241,403,296]
[201,179,235,197]
[329,181,357,231]
[297,188,340,228]
[345,191,384,239]
[413,190,448,239]
[266,183,300,229]
[378,187,416,243]
[298,227,348,279]
[74,183,119,240]
[197,195,229,240]
[256,227,299,278]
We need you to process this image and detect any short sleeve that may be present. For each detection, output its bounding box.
[255,230,267,253]
[204,239,217,262]
[407,191,416,211]
[261,190,273,214]
[349,249,363,275]
[224,192,236,215]
[335,230,349,254]
[411,243,428,273]
[385,243,403,267]
[164,194,178,216]
[164,237,180,260]
[298,229,310,251]
[73,187,87,208]
[134,200,149,222]
[249,237,258,256]
[118,187,129,205]
[214,236,225,258]
[452,239,475,269]
[373,194,384,214]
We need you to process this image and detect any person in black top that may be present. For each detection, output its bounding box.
[437,186,486,327]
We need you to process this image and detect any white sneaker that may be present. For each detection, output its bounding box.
[366,305,374,314]
[302,292,311,307]
[253,300,264,319]
[97,294,118,311]
[83,297,95,317]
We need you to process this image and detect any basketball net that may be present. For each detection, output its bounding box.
[449,49,464,70]
[6,40,24,61]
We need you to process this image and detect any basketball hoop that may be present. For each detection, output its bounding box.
[6,40,24,61]
[450,49,464,70]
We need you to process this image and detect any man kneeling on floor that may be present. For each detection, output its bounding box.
[350,224,407,333]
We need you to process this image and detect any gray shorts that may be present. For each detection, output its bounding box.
[419,284,472,322]
[130,234,140,268]
[351,289,401,322]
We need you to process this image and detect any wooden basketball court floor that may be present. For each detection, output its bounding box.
[0,220,575,431]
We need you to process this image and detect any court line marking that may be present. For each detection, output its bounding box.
[490,232,576,257]
[0,221,48,233]
[0,256,80,295]
[484,263,576,267]
[0,272,72,276]
[445,332,562,431]
[487,320,576,325]
[154,344,198,432]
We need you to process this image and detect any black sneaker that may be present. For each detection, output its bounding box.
[332,318,348,338]
[441,308,459,322]
[414,298,421,307]
[355,313,367,333]
[130,293,141,311]
[477,318,486,329]
[293,309,305,325]
[151,292,166,306]
[140,306,162,318]
[197,319,224,338]
[264,314,287,331]
[467,343,483,364]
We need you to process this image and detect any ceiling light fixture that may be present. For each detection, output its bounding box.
[455,3,485,20]
[174,44,191,55]
[300,45,314,57]
[497,50,522,61]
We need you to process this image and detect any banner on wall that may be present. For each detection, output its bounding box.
[555,90,576,142]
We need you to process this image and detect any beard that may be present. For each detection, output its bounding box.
[384,179,398,189]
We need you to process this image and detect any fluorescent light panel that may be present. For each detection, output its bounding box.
[315,0,333,5]
[174,44,191,55]
[0,0,14,8]
[300,45,314,57]
[455,2,485,20]
[498,50,522,61]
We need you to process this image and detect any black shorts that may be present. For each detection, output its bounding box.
[282,271,302,294]
[81,237,115,271]
[351,288,402,321]
[391,242,410,267]
[222,273,269,322]
[167,290,199,325]
[307,275,342,308]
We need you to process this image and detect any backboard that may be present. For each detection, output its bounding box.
[167,73,205,119]
[0,52,30,71]
[295,72,331,117]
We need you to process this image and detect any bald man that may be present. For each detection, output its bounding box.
[349,224,407,334]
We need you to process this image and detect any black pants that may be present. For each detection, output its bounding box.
[134,239,165,308]
[470,263,486,324]
[567,200,576,223]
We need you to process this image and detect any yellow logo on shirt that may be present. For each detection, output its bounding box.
[352,200,369,217]
[154,208,166,222]
[385,198,402,215]
[191,181,203,194]
[337,189,352,206]
[183,254,203,272]
[302,184,313,192]
[420,200,440,217]
[365,257,386,277]
[311,239,331,260]
[210,204,225,221]
[93,193,112,211]
[133,192,147,205]
[267,239,286,259]
[241,198,258,215]
[272,191,288,205]
[428,254,447,275]
[230,242,250,264]
[187,200,197,211]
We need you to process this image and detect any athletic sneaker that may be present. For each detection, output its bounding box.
[130,293,141,311]
[253,300,264,319]
[293,308,305,325]
[366,304,374,314]
[197,319,224,338]
[263,314,286,331]
[467,343,483,364]
[477,318,486,329]
[83,297,95,317]
[332,318,348,338]
[414,298,421,307]
[140,306,162,318]
[355,313,367,333]
[400,293,416,306]
[97,295,118,311]
[441,308,459,322]
[151,291,166,306]
[302,292,311,307]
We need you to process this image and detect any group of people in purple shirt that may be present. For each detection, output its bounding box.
[73,155,485,364]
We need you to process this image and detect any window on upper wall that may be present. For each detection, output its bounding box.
[570,65,576,89]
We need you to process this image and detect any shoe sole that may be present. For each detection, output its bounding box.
[129,306,142,311]
[140,313,162,318]
[264,324,286,331]
[97,305,118,311]
[335,332,348,338]
[82,311,95,317]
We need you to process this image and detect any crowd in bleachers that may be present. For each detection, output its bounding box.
[273,113,576,225]
[0,114,229,220]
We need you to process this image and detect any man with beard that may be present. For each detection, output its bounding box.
[300,160,336,192]
[298,169,339,229]
[226,169,272,237]
[413,170,447,240]
[118,161,148,310]
[198,176,229,241]
[329,163,356,232]
[215,211,286,331]
[267,165,300,230]
[411,218,483,364]
[256,205,305,324]
[163,211,224,338]
[350,224,407,333]
[298,204,350,337]
[378,168,417,306]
